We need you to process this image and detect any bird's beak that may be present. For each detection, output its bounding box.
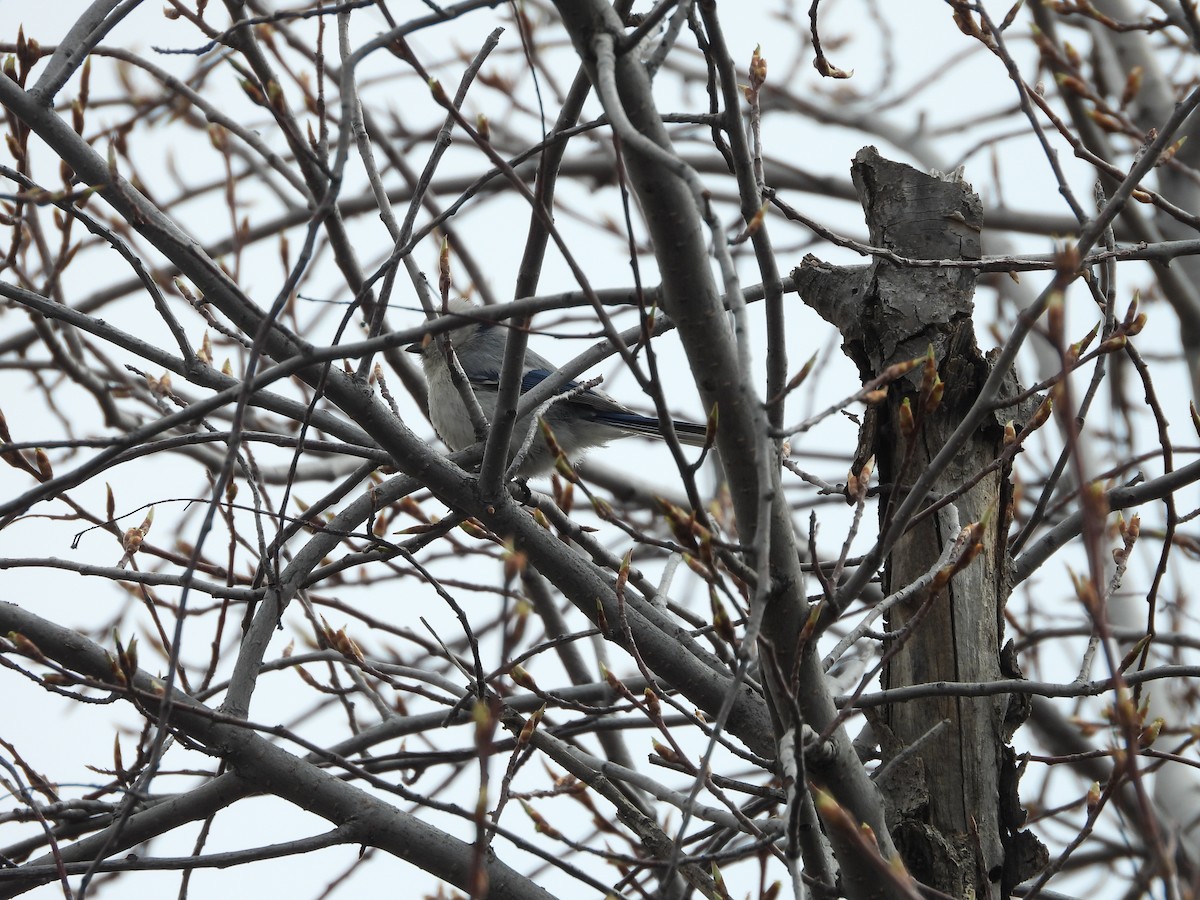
[404,342,422,354]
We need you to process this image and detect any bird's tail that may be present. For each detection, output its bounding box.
[601,412,709,447]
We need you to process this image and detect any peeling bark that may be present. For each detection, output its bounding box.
[794,147,1046,898]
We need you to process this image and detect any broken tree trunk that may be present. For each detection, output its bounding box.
[793,147,1045,898]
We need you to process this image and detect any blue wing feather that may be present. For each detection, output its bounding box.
[520,368,569,394]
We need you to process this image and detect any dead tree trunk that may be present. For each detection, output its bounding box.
[793,147,1045,898]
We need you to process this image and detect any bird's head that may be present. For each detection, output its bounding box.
[405,298,492,357]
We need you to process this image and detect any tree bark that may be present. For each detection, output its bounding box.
[794,147,1046,898]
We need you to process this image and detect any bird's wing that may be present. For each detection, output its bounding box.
[520,368,708,445]
[520,368,629,415]
[456,359,626,414]
[463,368,500,391]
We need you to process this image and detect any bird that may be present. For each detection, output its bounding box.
[406,300,709,476]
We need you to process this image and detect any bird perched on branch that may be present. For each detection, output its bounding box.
[406,299,710,476]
